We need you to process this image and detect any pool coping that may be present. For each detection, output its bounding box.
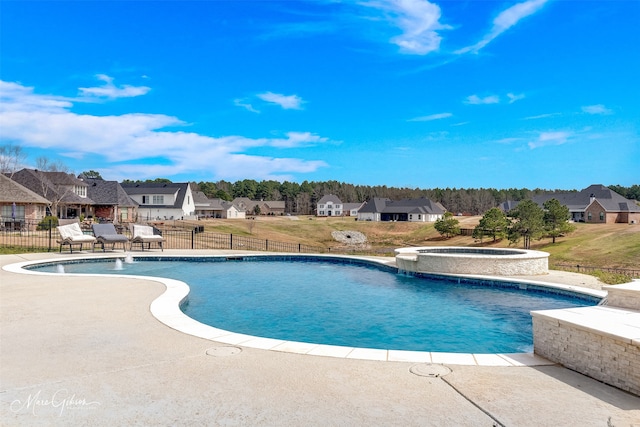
[3,252,606,367]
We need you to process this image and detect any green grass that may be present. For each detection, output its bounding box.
[0,246,50,255]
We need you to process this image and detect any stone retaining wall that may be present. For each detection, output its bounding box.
[532,312,640,396]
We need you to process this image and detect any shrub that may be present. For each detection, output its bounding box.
[37,216,59,230]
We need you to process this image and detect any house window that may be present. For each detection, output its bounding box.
[319,210,325,216]
[75,185,87,197]
[418,214,421,220]
[152,195,164,204]
[599,212,604,221]
[588,212,592,221]
[142,196,148,204]
[2,205,25,219]
[409,214,413,220]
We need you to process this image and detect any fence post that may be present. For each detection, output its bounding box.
[48,218,53,252]
[191,229,195,249]
[266,240,268,251]
[230,234,233,250]
[298,243,301,253]
[576,264,580,272]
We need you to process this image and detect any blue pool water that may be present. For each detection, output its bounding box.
[30,256,598,353]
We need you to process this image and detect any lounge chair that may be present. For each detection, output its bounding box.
[92,223,130,252]
[57,222,97,253]
[130,224,164,251]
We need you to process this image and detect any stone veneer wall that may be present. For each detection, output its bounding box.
[604,281,640,310]
[532,315,640,396]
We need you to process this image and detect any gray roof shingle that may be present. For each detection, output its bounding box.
[0,174,50,204]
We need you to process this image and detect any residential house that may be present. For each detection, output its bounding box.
[357,197,446,222]
[10,168,94,219]
[232,197,285,216]
[501,184,640,224]
[84,178,138,223]
[356,197,389,222]
[343,202,366,217]
[193,191,245,219]
[316,194,343,217]
[211,198,245,219]
[0,174,50,230]
[122,182,196,221]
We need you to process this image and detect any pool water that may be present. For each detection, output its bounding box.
[31,257,596,353]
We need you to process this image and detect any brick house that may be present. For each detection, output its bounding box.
[502,184,640,224]
[0,174,50,231]
[10,168,94,219]
[84,178,138,223]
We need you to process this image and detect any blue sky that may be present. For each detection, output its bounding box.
[1,0,638,190]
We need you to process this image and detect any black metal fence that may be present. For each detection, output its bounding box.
[0,219,324,254]
[552,263,640,279]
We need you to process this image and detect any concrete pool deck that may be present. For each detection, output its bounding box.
[1,250,639,425]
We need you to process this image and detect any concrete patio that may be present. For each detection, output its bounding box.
[1,251,639,426]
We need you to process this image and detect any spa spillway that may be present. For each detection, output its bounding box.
[395,247,550,276]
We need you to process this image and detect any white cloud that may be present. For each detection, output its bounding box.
[78,74,151,99]
[456,0,547,54]
[465,94,500,105]
[581,104,613,115]
[234,98,260,113]
[257,92,305,110]
[0,80,329,180]
[362,0,449,55]
[0,81,73,112]
[528,130,572,149]
[494,137,522,144]
[507,93,525,103]
[524,112,561,120]
[407,112,452,122]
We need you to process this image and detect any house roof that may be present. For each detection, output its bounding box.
[358,197,391,214]
[318,194,342,204]
[358,197,445,215]
[189,192,242,212]
[263,201,285,209]
[192,190,212,207]
[85,179,137,207]
[0,174,50,204]
[232,197,254,210]
[10,169,94,205]
[343,202,365,211]
[231,197,278,211]
[531,184,640,213]
[499,200,519,212]
[121,182,190,209]
[383,198,447,215]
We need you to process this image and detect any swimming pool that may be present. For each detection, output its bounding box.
[27,255,599,354]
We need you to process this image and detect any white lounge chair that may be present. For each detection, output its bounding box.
[130,224,164,251]
[57,222,97,253]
